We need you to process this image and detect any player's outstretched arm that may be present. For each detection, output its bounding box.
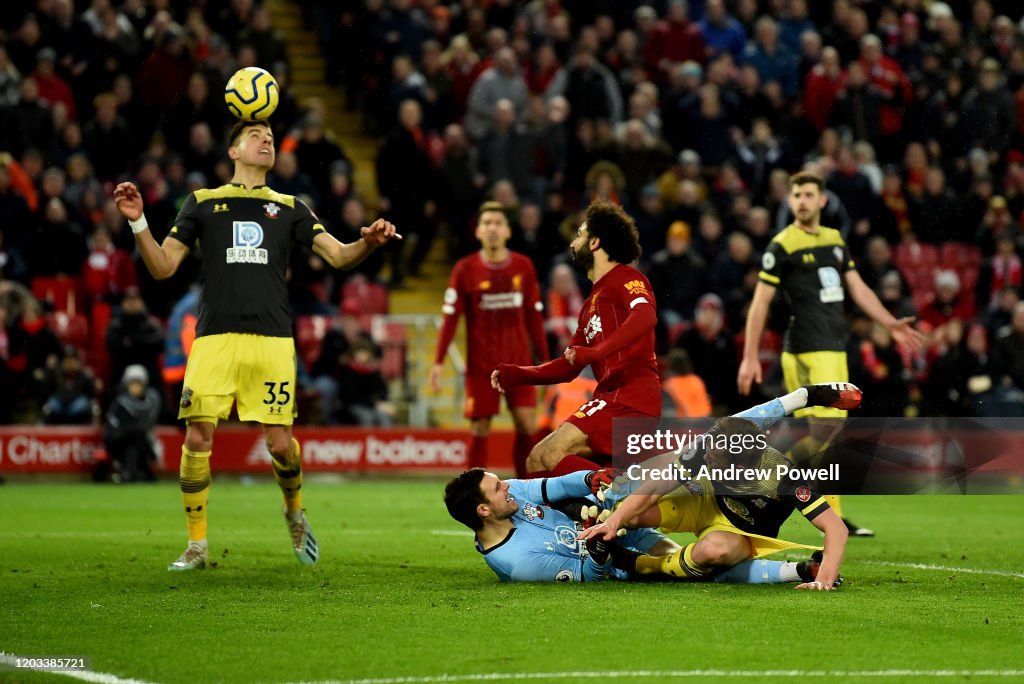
[113,182,189,280]
[312,218,401,270]
[797,507,847,590]
[492,356,581,393]
[843,270,925,352]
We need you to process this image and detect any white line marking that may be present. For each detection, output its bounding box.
[860,560,1024,579]
[292,670,1024,684]
[0,653,156,684]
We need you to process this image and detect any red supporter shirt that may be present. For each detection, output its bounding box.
[434,251,549,377]
[572,264,661,415]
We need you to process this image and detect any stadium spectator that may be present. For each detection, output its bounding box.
[744,16,799,98]
[698,0,746,61]
[336,339,395,427]
[268,150,317,203]
[310,302,378,426]
[544,263,583,353]
[508,202,561,282]
[136,29,192,112]
[25,197,88,278]
[236,6,288,71]
[376,98,436,284]
[106,287,165,399]
[30,48,76,121]
[711,232,758,303]
[675,293,738,412]
[430,201,547,476]
[101,364,161,482]
[989,301,1024,399]
[963,59,1016,162]
[977,231,1023,310]
[662,348,711,418]
[734,119,784,204]
[644,0,706,80]
[648,221,708,325]
[82,226,137,303]
[858,34,912,161]
[7,78,56,161]
[82,93,134,183]
[549,45,623,128]
[159,72,226,153]
[849,320,910,417]
[475,98,532,199]
[39,346,98,425]
[465,46,527,141]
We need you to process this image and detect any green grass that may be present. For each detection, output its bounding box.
[1,481,1022,684]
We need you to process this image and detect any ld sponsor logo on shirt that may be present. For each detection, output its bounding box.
[227,220,268,264]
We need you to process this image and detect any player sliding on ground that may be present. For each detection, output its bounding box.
[443,466,829,585]
[580,382,863,590]
[114,120,401,570]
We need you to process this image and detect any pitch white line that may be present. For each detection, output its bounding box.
[860,560,1024,579]
[293,670,1024,684]
[0,653,156,684]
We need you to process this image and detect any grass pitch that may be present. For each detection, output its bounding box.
[1,480,1022,684]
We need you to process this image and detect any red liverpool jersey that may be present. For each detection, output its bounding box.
[573,264,660,415]
[434,251,548,376]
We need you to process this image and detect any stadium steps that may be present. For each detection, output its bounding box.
[265,0,475,428]
[265,0,378,205]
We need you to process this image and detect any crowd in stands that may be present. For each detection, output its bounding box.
[2,0,1024,426]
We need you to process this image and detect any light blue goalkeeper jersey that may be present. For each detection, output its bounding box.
[476,472,662,582]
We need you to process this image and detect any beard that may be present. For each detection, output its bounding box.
[571,242,594,273]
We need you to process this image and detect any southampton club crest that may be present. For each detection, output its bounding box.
[263,202,281,219]
[522,503,545,521]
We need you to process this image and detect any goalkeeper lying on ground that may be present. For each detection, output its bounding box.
[442,383,857,583]
[580,382,862,590]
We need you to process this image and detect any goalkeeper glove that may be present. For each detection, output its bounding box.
[585,468,621,498]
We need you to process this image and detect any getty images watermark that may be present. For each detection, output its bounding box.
[623,428,839,485]
[610,416,1024,495]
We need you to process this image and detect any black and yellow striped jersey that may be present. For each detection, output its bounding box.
[169,184,326,338]
[713,447,830,537]
[758,224,855,353]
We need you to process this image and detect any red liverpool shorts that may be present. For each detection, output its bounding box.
[565,398,656,458]
[465,374,537,419]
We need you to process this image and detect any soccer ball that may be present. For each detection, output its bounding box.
[224,67,279,121]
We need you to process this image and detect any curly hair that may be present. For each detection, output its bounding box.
[584,201,641,264]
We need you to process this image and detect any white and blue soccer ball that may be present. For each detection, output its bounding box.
[224,66,279,121]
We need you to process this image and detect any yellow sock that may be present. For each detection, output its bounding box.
[661,543,714,580]
[634,554,666,575]
[825,494,843,518]
[272,437,303,515]
[179,446,211,542]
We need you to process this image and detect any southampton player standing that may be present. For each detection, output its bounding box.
[429,201,548,477]
[736,172,924,537]
[113,120,400,570]
[492,202,660,477]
